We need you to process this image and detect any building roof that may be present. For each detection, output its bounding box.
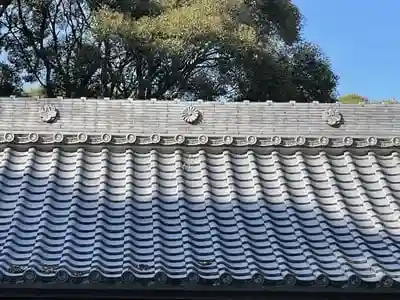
[0,98,399,293]
[0,97,400,148]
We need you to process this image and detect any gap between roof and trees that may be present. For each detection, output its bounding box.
[0,0,338,102]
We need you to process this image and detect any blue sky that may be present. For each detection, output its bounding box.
[293,0,400,101]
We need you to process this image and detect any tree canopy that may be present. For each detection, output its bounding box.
[338,94,398,104]
[0,62,22,96]
[0,0,339,102]
[338,94,367,104]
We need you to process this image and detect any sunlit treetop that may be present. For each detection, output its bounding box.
[94,0,266,54]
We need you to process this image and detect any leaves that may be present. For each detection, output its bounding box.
[338,94,366,104]
[94,0,258,54]
[0,0,338,102]
[0,63,22,96]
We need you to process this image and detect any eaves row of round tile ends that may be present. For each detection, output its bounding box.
[1,131,400,148]
[1,268,398,289]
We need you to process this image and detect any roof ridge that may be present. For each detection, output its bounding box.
[0,97,398,142]
[2,96,398,106]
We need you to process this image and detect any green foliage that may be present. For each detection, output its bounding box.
[338,94,366,104]
[0,0,338,101]
[0,63,22,96]
[338,94,399,104]
[94,0,258,53]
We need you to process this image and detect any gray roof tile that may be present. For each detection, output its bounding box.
[0,146,399,288]
[0,98,399,137]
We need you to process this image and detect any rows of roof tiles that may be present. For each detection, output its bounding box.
[0,147,399,286]
[0,98,399,136]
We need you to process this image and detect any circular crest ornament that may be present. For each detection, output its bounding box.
[220,273,233,285]
[77,132,88,143]
[367,136,378,146]
[150,134,161,143]
[322,107,342,127]
[343,136,353,146]
[272,136,282,145]
[88,270,102,283]
[251,273,264,285]
[223,135,233,145]
[28,132,39,143]
[295,136,306,146]
[319,136,330,146]
[315,274,330,287]
[53,132,64,143]
[126,134,136,144]
[55,269,69,283]
[39,104,59,123]
[348,274,361,287]
[187,272,200,284]
[4,132,14,142]
[175,134,185,144]
[380,275,394,288]
[24,269,37,282]
[247,135,257,145]
[392,137,400,146]
[198,135,208,145]
[181,106,201,124]
[101,133,112,143]
[284,274,296,286]
[122,271,135,283]
[155,272,168,283]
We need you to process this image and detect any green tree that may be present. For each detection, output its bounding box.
[94,0,338,101]
[338,94,367,104]
[0,63,22,96]
[0,0,104,97]
[0,0,338,101]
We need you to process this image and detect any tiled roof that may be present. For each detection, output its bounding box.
[0,146,400,289]
[0,97,400,138]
